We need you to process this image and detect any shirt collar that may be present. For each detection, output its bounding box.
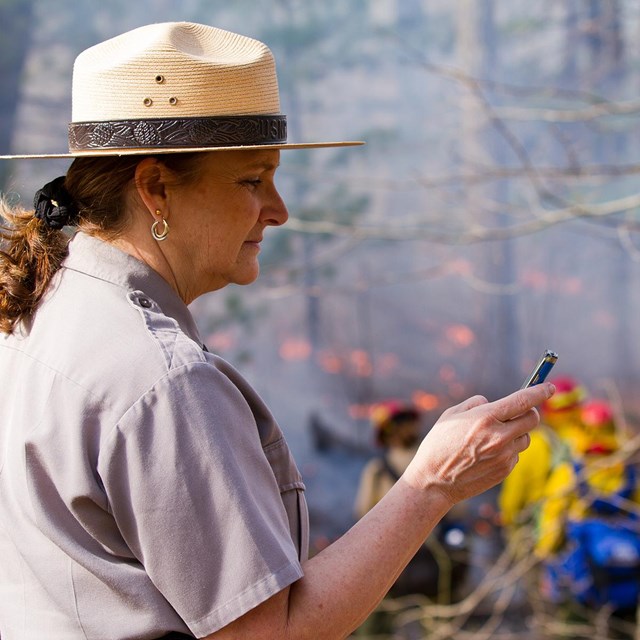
[63,231,203,345]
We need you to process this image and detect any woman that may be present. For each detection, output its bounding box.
[0,22,554,640]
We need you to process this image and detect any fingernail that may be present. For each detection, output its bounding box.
[547,383,556,396]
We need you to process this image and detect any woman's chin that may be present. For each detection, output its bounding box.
[232,264,260,286]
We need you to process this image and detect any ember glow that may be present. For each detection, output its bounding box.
[350,350,373,378]
[317,350,343,374]
[205,331,235,352]
[445,324,476,348]
[412,390,440,411]
[279,338,312,361]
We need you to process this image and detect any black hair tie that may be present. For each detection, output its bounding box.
[33,176,79,230]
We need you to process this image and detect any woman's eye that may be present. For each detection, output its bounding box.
[242,178,262,188]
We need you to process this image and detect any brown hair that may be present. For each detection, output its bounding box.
[0,153,201,334]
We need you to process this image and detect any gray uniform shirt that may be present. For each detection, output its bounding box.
[0,232,308,639]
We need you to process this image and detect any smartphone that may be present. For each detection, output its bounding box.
[521,350,558,389]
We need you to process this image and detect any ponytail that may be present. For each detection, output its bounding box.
[0,152,202,334]
[0,200,69,334]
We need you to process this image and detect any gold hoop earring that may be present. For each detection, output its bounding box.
[151,210,169,241]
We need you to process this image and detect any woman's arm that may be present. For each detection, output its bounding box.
[204,383,554,640]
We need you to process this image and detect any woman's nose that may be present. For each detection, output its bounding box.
[262,187,289,227]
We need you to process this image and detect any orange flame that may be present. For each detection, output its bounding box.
[445,324,475,348]
[279,338,312,361]
[350,350,373,378]
[317,350,343,374]
[206,331,235,351]
[412,390,440,411]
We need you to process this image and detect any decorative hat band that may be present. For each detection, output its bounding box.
[68,114,287,152]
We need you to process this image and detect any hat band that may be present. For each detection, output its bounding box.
[68,115,287,151]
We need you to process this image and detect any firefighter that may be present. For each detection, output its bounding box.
[498,376,587,530]
[354,400,422,519]
[536,399,640,612]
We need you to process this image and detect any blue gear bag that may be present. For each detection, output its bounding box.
[545,462,640,610]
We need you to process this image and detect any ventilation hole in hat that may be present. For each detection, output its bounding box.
[155,75,165,84]
[168,97,178,105]
[143,98,153,107]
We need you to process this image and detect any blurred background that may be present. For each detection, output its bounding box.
[3,1,640,637]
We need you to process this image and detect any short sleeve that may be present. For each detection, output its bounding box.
[98,361,303,637]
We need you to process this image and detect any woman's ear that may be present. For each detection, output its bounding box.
[134,157,168,216]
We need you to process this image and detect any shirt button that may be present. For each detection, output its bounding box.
[138,296,152,308]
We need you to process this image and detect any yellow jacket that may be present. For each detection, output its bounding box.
[535,456,640,557]
[498,428,553,527]
[498,421,583,528]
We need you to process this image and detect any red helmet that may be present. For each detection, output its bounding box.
[370,400,420,446]
[370,400,419,429]
[579,399,617,455]
[581,399,614,428]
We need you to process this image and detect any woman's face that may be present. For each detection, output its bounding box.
[166,149,288,299]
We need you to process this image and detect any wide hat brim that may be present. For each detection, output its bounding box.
[0,140,364,160]
[2,23,365,161]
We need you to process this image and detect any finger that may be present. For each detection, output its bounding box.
[513,431,531,454]
[504,407,541,439]
[488,382,555,423]
[444,394,488,415]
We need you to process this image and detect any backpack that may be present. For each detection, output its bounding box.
[545,461,640,611]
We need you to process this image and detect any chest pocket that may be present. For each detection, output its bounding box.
[263,437,309,562]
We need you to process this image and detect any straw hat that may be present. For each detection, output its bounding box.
[1,22,363,159]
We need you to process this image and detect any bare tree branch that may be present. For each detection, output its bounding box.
[286,191,640,244]
[493,98,640,123]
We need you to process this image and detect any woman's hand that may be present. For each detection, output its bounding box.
[403,382,555,506]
